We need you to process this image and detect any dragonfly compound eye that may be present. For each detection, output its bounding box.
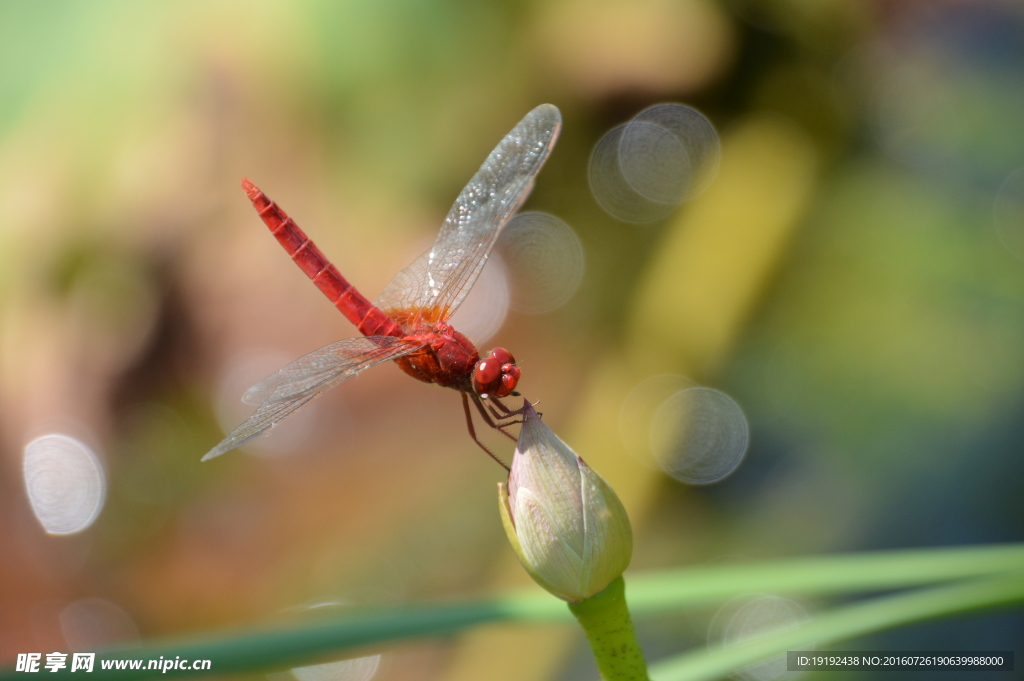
[473,357,502,397]
[473,348,520,398]
[491,347,515,366]
[496,364,521,397]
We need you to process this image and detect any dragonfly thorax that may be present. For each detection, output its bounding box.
[394,323,481,390]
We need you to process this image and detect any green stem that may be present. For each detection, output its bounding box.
[568,577,650,681]
[648,571,1024,681]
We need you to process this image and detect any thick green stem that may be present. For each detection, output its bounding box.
[568,577,650,681]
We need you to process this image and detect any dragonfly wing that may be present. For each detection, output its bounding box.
[376,104,561,328]
[203,336,422,461]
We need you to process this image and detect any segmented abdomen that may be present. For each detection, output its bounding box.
[241,178,403,338]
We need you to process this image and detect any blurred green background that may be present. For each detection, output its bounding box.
[1,1,1023,680]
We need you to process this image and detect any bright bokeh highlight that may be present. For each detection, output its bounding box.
[23,434,106,535]
[589,104,720,223]
[650,387,749,484]
[498,212,584,314]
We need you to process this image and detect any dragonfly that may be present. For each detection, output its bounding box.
[203,104,562,466]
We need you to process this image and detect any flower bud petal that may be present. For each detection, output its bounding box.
[578,458,632,597]
[500,403,633,603]
[498,482,566,599]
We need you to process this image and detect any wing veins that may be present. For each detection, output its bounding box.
[204,337,422,461]
[375,105,561,329]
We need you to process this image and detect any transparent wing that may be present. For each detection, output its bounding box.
[376,104,561,329]
[202,336,422,461]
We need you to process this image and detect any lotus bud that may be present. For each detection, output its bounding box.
[498,403,633,603]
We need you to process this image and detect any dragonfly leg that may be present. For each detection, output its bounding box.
[461,391,510,471]
[488,396,539,421]
[485,395,520,417]
[485,399,518,421]
[471,393,520,443]
[489,397,515,416]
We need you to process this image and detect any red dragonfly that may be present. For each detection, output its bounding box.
[203,104,562,465]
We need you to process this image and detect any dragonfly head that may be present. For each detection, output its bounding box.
[472,347,520,399]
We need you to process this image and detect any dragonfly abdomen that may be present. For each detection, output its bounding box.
[241,178,403,338]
